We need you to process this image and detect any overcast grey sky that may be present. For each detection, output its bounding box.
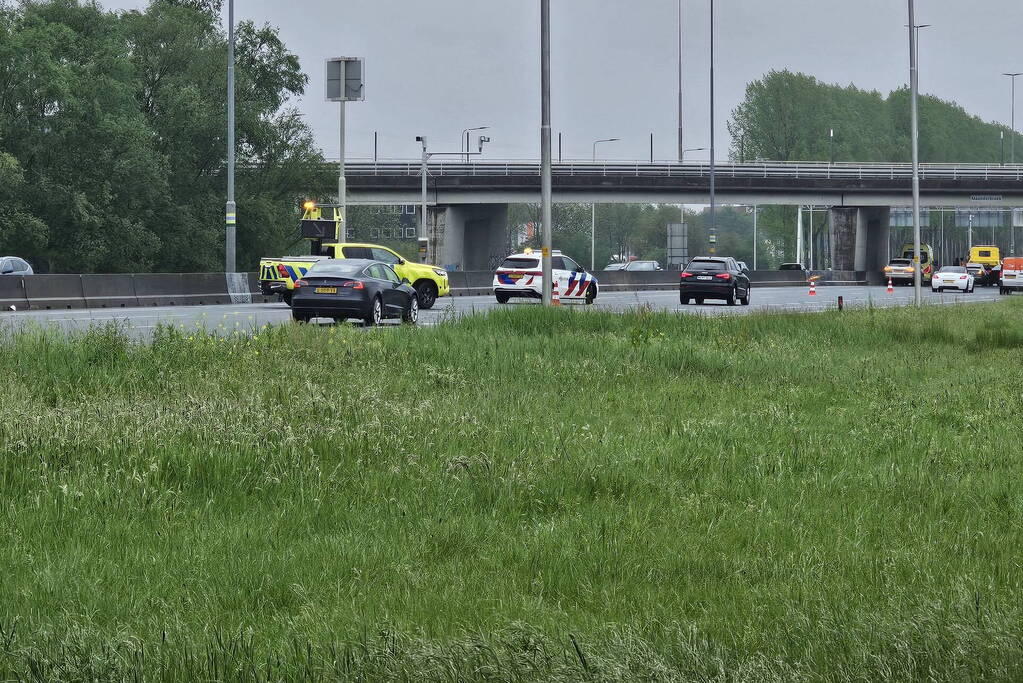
[103,1,1023,162]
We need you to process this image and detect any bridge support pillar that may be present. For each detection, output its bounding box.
[829,206,890,272]
[428,204,509,271]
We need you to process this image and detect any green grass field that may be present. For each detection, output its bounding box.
[2,302,1023,681]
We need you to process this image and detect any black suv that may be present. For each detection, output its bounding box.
[680,257,751,306]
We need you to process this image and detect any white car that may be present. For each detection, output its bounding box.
[931,265,974,293]
[493,249,598,304]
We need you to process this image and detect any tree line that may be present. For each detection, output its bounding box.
[0,0,332,274]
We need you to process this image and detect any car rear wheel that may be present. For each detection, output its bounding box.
[415,281,438,309]
[496,292,510,304]
[364,296,383,327]
[292,311,310,323]
[403,295,419,324]
[740,287,750,306]
[585,284,597,305]
[282,291,293,307]
[726,287,736,306]
[694,298,704,305]
[680,294,690,305]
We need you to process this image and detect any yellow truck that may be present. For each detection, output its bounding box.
[259,204,450,308]
[966,245,1001,286]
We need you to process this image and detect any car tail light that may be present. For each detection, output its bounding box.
[680,272,694,279]
[277,264,288,277]
[715,273,732,281]
[294,279,307,288]
[342,281,365,290]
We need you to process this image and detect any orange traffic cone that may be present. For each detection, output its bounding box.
[808,280,816,296]
[887,278,894,294]
[552,280,562,306]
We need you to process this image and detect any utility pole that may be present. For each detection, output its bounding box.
[908,0,922,306]
[225,0,236,273]
[708,0,717,254]
[540,0,553,305]
[677,0,684,163]
[1004,73,1022,164]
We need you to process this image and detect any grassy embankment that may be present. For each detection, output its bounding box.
[2,301,1023,681]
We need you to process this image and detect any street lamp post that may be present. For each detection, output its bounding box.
[1002,130,1006,165]
[417,136,491,264]
[225,0,236,273]
[462,126,490,163]
[540,0,553,305]
[591,138,620,271]
[829,128,834,164]
[677,0,684,163]
[1004,73,1022,164]
[708,0,717,254]
[908,1,923,306]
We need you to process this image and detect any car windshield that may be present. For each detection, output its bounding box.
[687,260,726,272]
[500,257,539,270]
[307,260,365,277]
[939,266,966,273]
[889,259,912,266]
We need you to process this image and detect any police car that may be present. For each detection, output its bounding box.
[493,249,598,304]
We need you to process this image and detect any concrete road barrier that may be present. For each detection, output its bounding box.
[82,274,139,308]
[24,275,87,310]
[0,277,28,311]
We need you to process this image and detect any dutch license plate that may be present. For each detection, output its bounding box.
[697,276,712,280]
[509,274,523,280]
[315,287,338,294]
[1006,274,1016,279]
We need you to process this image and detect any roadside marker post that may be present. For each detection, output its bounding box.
[552,280,562,306]
[887,278,894,294]
[808,279,817,296]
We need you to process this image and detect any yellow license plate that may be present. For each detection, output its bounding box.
[315,287,338,294]
[509,274,523,280]
[1006,274,1016,279]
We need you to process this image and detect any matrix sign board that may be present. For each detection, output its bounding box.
[326,58,364,102]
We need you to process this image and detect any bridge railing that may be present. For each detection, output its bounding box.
[336,160,1023,181]
[246,158,1023,181]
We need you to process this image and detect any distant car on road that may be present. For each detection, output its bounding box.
[883,258,915,285]
[965,262,990,285]
[931,265,974,293]
[680,256,751,306]
[603,260,662,272]
[0,257,33,275]
[968,245,1001,285]
[290,259,419,326]
[779,262,807,277]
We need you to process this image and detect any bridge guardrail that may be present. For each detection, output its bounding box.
[330,161,1023,182]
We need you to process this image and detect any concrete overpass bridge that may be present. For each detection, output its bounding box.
[337,160,1023,271]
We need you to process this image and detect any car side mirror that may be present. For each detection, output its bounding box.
[402,278,411,285]
[397,258,406,265]
[576,266,586,273]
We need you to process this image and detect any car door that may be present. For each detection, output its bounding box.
[371,247,408,279]
[370,264,406,314]
[560,254,590,298]
[551,256,571,297]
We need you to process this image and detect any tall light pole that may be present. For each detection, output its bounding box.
[462,126,490,163]
[708,0,717,254]
[908,0,923,306]
[225,0,236,273]
[677,0,684,162]
[1004,73,1022,164]
[829,128,834,164]
[540,0,553,306]
[591,138,620,270]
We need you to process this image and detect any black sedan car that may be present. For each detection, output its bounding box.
[291,259,419,325]
[679,257,751,306]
